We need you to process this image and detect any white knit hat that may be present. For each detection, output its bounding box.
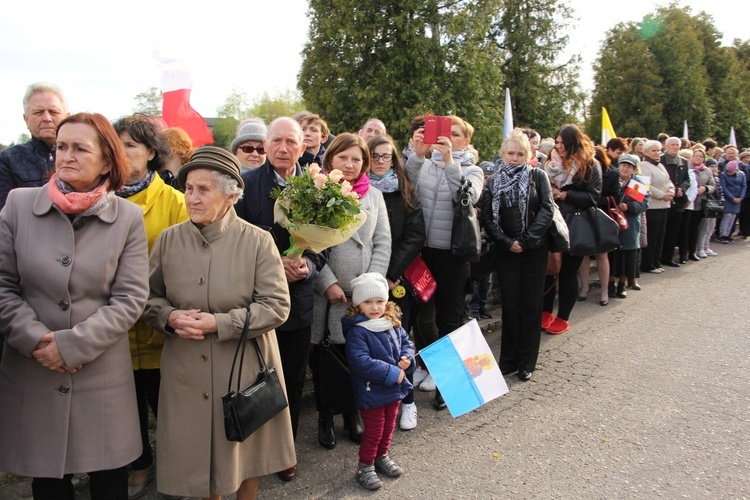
[350,272,389,306]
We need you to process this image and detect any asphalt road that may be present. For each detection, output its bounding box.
[2,240,748,499]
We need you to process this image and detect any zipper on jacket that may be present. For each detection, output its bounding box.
[366,381,371,392]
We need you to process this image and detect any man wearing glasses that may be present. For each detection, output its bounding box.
[235,117,328,483]
[230,118,267,171]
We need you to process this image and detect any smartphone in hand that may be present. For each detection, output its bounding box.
[423,115,452,144]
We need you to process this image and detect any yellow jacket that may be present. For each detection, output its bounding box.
[128,175,189,369]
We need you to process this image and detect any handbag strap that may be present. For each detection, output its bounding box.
[227,309,252,393]
[321,301,333,346]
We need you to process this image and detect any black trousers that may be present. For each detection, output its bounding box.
[496,246,547,373]
[641,209,668,271]
[686,209,703,255]
[277,325,311,440]
[32,466,127,500]
[543,252,583,321]
[738,198,750,236]
[132,368,160,471]
[661,205,684,263]
[420,247,470,338]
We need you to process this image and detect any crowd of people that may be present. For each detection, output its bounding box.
[0,82,748,498]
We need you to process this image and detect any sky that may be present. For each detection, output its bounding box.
[0,0,747,145]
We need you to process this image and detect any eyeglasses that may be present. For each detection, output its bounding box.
[238,145,265,155]
[371,153,393,162]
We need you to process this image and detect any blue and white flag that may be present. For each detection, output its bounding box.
[419,320,508,418]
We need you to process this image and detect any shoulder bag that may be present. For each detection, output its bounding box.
[317,303,355,415]
[563,194,620,256]
[402,254,437,302]
[451,176,482,262]
[607,196,629,232]
[222,310,288,442]
[701,198,723,218]
[547,201,570,253]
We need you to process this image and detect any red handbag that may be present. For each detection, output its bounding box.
[402,254,437,302]
[607,196,629,233]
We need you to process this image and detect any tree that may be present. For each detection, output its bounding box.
[133,86,162,115]
[587,23,665,141]
[299,0,579,160]
[248,90,306,124]
[216,89,251,120]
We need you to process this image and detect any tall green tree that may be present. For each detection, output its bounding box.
[248,90,306,124]
[133,86,162,115]
[587,23,665,141]
[299,0,578,160]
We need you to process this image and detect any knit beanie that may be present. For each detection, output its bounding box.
[230,119,267,154]
[351,272,389,306]
[725,160,739,173]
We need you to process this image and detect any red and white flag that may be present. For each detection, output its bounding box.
[625,177,647,203]
[154,52,213,147]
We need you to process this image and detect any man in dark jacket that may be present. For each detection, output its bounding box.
[660,137,691,267]
[0,82,69,209]
[235,117,327,482]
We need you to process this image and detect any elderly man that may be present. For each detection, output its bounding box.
[719,145,739,172]
[358,118,386,142]
[660,136,691,267]
[0,82,69,209]
[235,117,327,482]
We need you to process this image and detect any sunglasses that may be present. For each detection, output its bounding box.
[238,145,265,155]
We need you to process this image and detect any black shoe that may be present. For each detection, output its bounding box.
[599,299,609,306]
[663,260,680,268]
[343,411,363,443]
[616,282,627,298]
[689,254,700,261]
[518,370,532,381]
[501,367,517,375]
[318,413,336,449]
[433,390,447,411]
[479,310,493,319]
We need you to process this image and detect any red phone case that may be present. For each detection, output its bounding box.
[423,115,451,144]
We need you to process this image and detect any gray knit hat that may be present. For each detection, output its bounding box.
[178,146,244,190]
[351,272,389,306]
[230,120,267,154]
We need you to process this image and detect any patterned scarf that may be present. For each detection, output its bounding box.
[492,161,530,232]
[431,148,475,168]
[369,169,399,194]
[115,170,155,198]
[48,173,113,216]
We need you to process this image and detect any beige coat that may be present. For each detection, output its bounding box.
[143,207,293,497]
[0,186,149,477]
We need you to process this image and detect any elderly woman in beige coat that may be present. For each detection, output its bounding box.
[0,112,149,499]
[143,146,293,500]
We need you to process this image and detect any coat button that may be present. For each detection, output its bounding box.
[73,220,83,230]
[59,384,70,394]
[200,354,208,362]
[58,300,69,311]
[202,242,209,248]
[61,256,72,266]
[197,278,205,285]
[202,393,209,400]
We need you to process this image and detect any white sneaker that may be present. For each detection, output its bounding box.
[399,403,417,430]
[705,248,718,256]
[412,367,428,386]
[418,374,436,391]
[697,250,707,258]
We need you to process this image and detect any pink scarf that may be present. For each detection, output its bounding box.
[48,174,110,214]
[692,162,705,171]
[351,173,370,197]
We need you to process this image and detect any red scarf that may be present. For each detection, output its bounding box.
[47,174,110,214]
[351,173,370,197]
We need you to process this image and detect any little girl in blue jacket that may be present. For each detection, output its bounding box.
[343,272,415,491]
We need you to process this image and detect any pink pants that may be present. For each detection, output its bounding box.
[358,401,401,465]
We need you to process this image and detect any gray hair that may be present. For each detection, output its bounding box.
[665,136,681,146]
[23,82,67,113]
[643,140,662,153]
[210,170,244,204]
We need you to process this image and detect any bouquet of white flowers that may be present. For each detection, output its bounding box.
[273,164,366,259]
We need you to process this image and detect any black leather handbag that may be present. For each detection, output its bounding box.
[317,303,355,415]
[701,198,723,218]
[564,206,620,256]
[451,176,482,262]
[222,310,288,442]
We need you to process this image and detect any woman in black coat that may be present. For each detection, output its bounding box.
[480,129,553,381]
[542,124,602,335]
[368,135,426,429]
